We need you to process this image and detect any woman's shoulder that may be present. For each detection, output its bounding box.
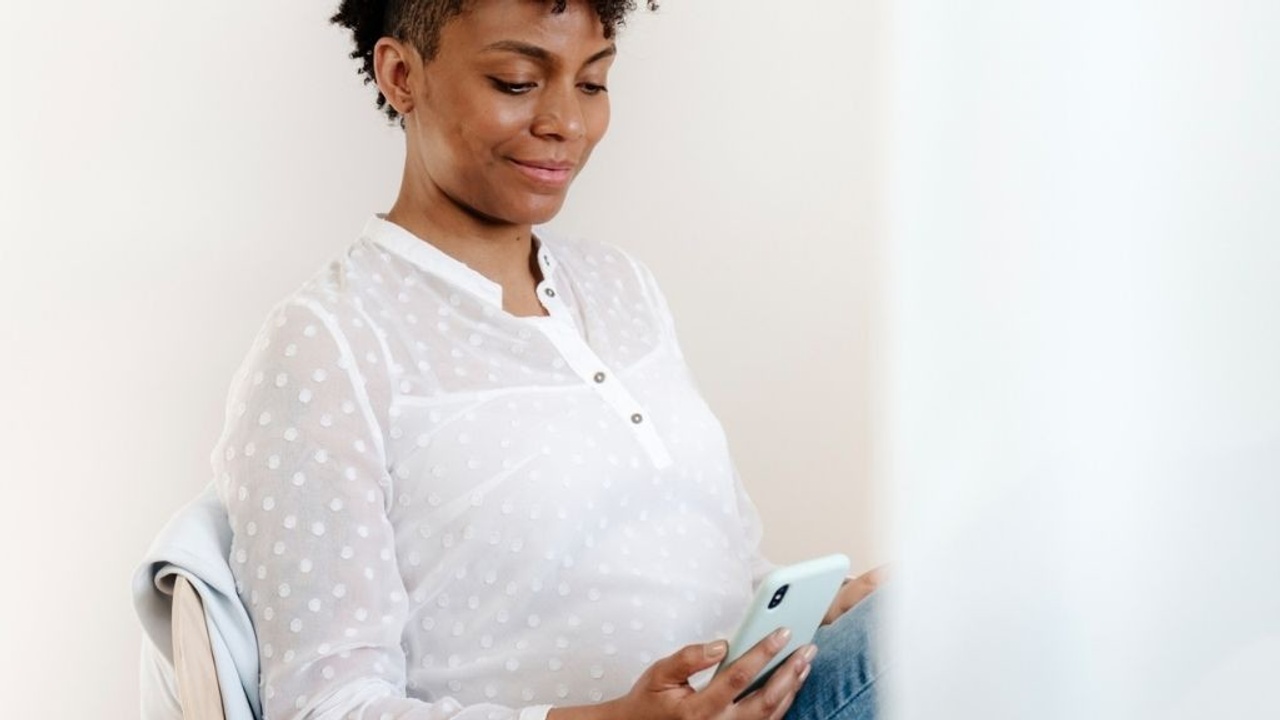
[268,230,425,326]
[229,239,397,396]
[287,237,395,313]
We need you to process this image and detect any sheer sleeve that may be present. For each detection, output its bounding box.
[213,299,550,720]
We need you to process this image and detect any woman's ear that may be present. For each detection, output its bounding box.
[373,37,419,117]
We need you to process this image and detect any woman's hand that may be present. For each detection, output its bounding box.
[822,566,885,625]
[550,629,815,720]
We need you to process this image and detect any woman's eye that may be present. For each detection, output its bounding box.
[490,78,536,95]
[579,83,608,96]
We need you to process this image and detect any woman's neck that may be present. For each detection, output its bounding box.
[386,186,547,318]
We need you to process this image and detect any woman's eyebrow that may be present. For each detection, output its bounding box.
[583,44,617,65]
[481,40,617,67]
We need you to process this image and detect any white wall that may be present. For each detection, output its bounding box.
[880,1,1280,717]
[0,1,878,716]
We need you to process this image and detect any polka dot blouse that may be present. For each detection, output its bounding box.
[213,216,772,720]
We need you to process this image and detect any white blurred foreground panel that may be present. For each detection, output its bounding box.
[880,2,1280,718]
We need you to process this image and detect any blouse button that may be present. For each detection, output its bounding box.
[544,287,557,298]
[630,413,644,425]
[593,372,607,384]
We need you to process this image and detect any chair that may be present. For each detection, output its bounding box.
[136,484,259,719]
[172,575,228,720]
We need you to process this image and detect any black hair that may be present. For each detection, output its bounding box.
[331,0,658,122]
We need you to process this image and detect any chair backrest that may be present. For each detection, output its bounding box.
[172,575,228,720]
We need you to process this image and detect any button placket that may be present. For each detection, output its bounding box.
[535,269,570,324]
[529,321,672,469]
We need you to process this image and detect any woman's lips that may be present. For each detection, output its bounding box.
[510,159,574,186]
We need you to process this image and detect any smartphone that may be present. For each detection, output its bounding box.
[714,553,850,701]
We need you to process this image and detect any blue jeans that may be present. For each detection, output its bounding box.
[785,590,883,720]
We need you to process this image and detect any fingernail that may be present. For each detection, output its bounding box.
[705,641,727,659]
[801,645,818,662]
[799,664,812,683]
[771,627,792,648]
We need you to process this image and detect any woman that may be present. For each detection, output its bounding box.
[214,1,881,719]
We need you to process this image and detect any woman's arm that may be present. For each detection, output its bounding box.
[215,299,548,720]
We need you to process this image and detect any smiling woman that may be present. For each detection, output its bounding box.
[193,2,883,720]
[366,0,619,314]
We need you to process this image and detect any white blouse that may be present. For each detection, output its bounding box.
[213,216,771,720]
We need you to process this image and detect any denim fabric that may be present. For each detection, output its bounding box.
[785,590,883,720]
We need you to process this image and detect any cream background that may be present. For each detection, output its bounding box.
[0,1,880,716]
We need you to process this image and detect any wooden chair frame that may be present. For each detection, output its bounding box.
[172,575,229,720]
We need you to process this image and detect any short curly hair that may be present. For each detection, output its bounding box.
[331,0,658,122]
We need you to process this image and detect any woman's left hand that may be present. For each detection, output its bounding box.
[821,566,885,625]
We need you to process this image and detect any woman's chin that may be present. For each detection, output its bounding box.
[490,197,570,228]
[452,188,571,229]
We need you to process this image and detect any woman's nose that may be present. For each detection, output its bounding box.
[531,83,586,141]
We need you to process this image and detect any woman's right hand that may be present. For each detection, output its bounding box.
[553,628,815,720]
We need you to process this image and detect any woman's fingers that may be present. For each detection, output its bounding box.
[857,566,887,589]
[825,566,887,624]
[649,640,730,687]
[765,667,803,720]
[735,643,814,720]
[701,627,790,706]
[627,634,816,720]
[701,627,800,709]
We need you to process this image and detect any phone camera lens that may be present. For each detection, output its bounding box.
[768,584,789,609]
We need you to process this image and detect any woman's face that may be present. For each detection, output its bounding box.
[399,0,615,228]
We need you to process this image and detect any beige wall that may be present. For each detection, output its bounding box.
[0,1,881,716]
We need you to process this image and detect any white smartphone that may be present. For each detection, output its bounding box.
[713,553,850,701]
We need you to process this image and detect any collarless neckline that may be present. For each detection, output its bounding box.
[364,214,560,311]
